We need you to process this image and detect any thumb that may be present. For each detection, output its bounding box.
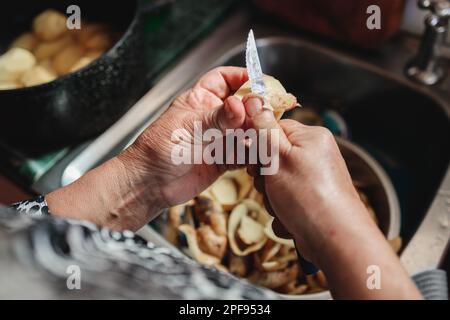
[202,96,246,133]
[243,95,291,154]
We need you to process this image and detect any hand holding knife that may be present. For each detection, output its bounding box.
[245,29,319,275]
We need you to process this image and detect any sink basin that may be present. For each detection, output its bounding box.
[215,37,450,243]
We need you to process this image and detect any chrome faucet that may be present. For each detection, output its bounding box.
[406,0,450,85]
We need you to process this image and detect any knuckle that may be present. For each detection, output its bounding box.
[315,126,334,143]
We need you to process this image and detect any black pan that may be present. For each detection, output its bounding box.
[0,0,146,150]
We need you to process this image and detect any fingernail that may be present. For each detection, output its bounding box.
[246,97,263,117]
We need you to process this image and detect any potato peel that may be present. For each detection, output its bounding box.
[178,224,220,266]
[228,203,267,256]
[264,218,295,248]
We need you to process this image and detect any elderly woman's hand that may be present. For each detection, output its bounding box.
[242,96,422,300]
[47,67,248,230]
[119,67,248,207]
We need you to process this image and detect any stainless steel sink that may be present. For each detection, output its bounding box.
[56,11,450,281]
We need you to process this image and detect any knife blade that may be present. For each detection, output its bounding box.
[246,29,318,275]
[246,29,269,107]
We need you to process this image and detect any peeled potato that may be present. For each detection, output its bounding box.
[33,34,74,61]
[234,75,298,120]
[0,48,36,82]
[10,32,38,51]
[20,65,56,86]
[85,32,113,51]
[0,81,21,90]
[38,59,57,75]
[52,45,85,75]
[69,56,96,73]
[75,23,108,43]
[33,9,67,41]
[86,50,103,60]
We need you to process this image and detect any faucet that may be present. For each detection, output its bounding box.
[406,0,450,85]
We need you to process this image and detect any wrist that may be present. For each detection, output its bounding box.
[47,154,165,231]
[291,194,377,266]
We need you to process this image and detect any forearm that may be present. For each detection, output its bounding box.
[46,156,164,231]
[311,203,422,300]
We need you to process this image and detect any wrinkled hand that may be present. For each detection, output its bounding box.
[243,96,421,299]
[119,67,249,209]
[243,95,377,261]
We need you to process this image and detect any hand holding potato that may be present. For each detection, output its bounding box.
[47,67,250,230]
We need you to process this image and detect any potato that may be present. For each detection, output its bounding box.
[234,75,298,120]
[10,32,38,51]
[33,34,74,61]
[52,45,85,75]
[85,32,113,51]
[69,56,95,73]
[33,9,67,41]
[0,81,22,90]
[86,50,103,60]
[38,59,57,75]
[20,65,56,87]
[0,48,36,82]
[75,23,108,43]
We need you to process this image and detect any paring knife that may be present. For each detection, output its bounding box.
[245,29,319,276]
[246,29,270,108]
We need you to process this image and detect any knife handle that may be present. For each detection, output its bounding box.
[294,240,319,275]
[297,253,319,275]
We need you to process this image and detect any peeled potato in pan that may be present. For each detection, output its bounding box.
[0,81,21,90]
[33,9,68,41]
[10,32,38,51]
[75,23,108,43]
[70,56,96,73]
[234,75,298,120]
[52,45,85,75]
[0,48,36,82]
[33,34,74,61]
[20,65,56,87]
